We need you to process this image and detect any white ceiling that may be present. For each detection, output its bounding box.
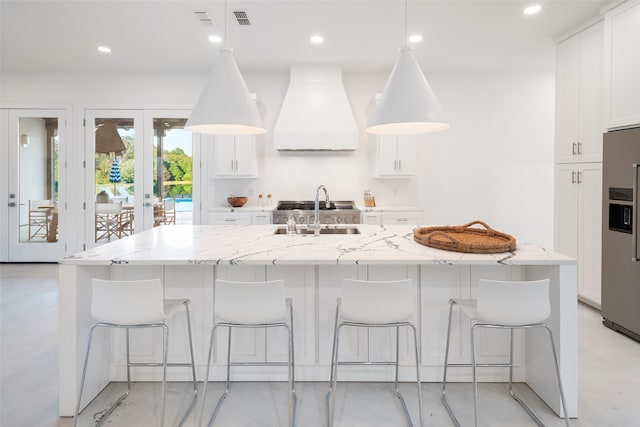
[0,0,610,74]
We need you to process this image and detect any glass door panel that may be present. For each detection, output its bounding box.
[85,110,143,248]
[152,117,193,226]
[144,110,196,228]
[7,109,67,261]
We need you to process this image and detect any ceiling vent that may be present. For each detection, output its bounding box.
[193,10,213,25]
[233,10,251,26]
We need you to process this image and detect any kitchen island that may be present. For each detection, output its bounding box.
[59,224,577,418]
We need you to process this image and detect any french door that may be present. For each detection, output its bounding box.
[3,109,68,261]
[84,109,196,250]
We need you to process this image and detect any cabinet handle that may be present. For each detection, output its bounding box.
[394,160,397,170]
[224,218,236,222]
[235,160,238,170]
[396,218,408,222]
[577,142,582,155]
[577,171,582,184]
[571,171,576,184]
[231,160,234,170]
[633,164,638,261]
[398,160,402,170]
[572,143,576,155]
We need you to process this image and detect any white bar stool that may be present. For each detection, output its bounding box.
[441,278,570,427]
[327,278,423,427]
[74,278,197,427]
[199,279,296,427]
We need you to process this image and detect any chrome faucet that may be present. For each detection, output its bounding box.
[312,185,330,235]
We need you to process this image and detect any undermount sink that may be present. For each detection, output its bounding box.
[274,226,360,235]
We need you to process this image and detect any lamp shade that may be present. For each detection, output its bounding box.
[185,47,266,135]
[95,120,126,153]
[367,46,449,135]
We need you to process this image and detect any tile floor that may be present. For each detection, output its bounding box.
[1,263,640,426]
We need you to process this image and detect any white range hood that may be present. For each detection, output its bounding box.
[274,65,358,151]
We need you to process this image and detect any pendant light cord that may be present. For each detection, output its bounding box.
[224,0,228,49]
[404,0,408,47]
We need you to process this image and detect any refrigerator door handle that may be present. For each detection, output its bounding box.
[634,164,639,262]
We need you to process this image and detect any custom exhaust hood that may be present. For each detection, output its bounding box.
[274,65,358,151]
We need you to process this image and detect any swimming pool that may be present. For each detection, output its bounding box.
[175,198,192,212]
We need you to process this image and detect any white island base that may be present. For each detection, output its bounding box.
[59,225,577,420]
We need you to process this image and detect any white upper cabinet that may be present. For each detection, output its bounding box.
[555,21,604,163]
[604,0,640,129]
[375,135,417,177]
[214,135,257,178]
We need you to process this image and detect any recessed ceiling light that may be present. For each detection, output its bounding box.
[310,35,324,44]
[208,34,223,44]
[523,5,542,15]
[97,46,111,53]
[408,34,423,44]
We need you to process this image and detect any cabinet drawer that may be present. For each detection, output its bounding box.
[380,212,424,225]
[252,212,272,225]
[208,212,252,225]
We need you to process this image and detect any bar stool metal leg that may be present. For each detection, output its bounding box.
[287,299,297,427]
[441,300,459,426]
[327,300,341,427]
[200,303,296,427]
[180,301,199,427]
[442,314,570,426]
[327,319,423,426]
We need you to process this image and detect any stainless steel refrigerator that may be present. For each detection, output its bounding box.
[602,127,640,342]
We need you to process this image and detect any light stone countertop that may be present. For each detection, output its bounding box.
[60,224,575,266]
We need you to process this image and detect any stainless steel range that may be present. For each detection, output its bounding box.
[273,200,361,225]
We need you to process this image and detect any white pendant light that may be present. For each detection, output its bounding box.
[367,0,449,135]
[185,1,266,135]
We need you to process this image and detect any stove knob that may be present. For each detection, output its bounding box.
[344,217,350,224]
[298,216,305,224]
[336,217,343,224]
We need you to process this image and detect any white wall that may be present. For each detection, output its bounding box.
[1,68,555,250]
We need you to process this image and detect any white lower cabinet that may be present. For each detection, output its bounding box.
[420,265,521,374]
[101,263,532,384]
[555,162,602,306]
[361,212,382,224]
[317,265,419,374]
[361,209,425,225]
[208,210,272,225]
[111,265,214,379]
[251,212,272,225]
[211,265,316,376]
[208,212,252,225]
[381,212,424,225]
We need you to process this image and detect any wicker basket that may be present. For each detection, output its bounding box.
[414,221,516,254]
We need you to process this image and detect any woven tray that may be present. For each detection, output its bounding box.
[414,221,516,254]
